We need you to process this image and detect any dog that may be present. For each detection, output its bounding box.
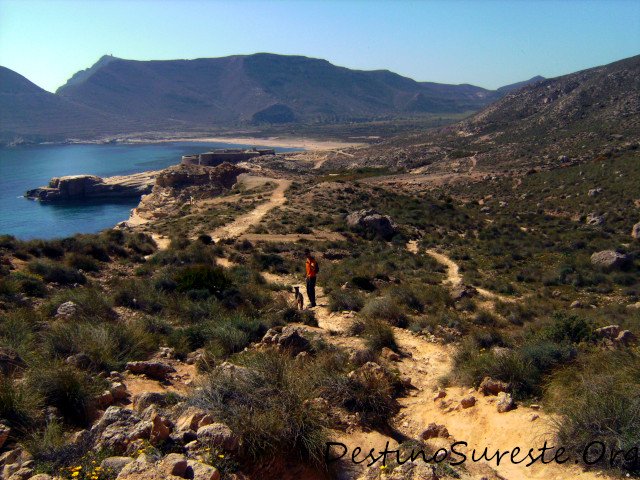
[293,286,304,310]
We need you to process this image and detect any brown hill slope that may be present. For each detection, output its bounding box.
[342,55,640,173]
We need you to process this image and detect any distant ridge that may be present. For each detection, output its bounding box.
[0,52,548,142]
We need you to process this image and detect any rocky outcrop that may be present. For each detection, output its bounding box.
[155,163,245,190]
[346,209,397,239]
[590,250,630,270]
[25,171,158,202]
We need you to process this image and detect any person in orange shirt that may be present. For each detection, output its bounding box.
[304,248,320,308]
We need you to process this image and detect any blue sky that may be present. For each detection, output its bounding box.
[1,0,638,92]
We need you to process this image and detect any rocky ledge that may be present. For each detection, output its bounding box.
[25,171,159,202]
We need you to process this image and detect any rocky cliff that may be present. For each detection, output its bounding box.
[26,171,158,202]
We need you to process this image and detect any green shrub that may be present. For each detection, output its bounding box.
[65,253,100,272]
[549,351,640,473]
[174,264,232,298]
[328,290,364,312]
[28,260,86,285]
[191,351,328,465]
[0,375,41,434]
[363,319,397,352]
[27,364,103,426]
[43,287,114,320]
[361,296,407,327]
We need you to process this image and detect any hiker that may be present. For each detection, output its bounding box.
[304,249,320,308]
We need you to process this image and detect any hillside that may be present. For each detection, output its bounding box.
[0,66,127,144]
[55,53,501,126]
[340,54,640,172]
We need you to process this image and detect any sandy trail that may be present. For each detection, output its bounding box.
[138,187,609,479]
[424,247,518,303]
[210,178,292,241]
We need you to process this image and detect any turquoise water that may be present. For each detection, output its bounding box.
[0,142,294,240]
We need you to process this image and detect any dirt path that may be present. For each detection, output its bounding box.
[424,246,518,304]
[210,178,292,241]
[238,231,345,243]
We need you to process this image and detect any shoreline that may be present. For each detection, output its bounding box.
[126,136,366,151]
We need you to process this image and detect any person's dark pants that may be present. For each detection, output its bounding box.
[306,276,317,307]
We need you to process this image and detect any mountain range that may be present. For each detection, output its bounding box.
[0,53,544,143]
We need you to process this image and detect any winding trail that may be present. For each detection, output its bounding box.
[210,178,292,242]
[141,188,608,479]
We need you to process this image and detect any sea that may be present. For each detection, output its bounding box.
[0,142,295,240]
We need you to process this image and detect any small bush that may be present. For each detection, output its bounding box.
[174,264,232,298]
[27,364,103,426]
[0,375,41,434]
[361,296,408,327]
[65,253,100,272]
[363,319,398,353]
[28,260,86,285]
[328,290,364,312]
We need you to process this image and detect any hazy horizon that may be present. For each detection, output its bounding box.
[1,0,639,93]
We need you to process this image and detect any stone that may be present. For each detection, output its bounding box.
[345,209,396,240]
[614,330,637,346]
[632,222,640,240]
[186,461,221,480]
[126,361,176,380]
[91,407,143,453]
[96,390,115,409]
[595,324,621,339]
[381,347,400,362]
[585,213,604,226]
[460,396,476,408]
[450,284,477,301]
[7,468,33,480]
[28,475,53,480]
[196,423,239,451]
[65,352,92,369]
[115,459,182,480]
[176,408,207,431]
[530,414,540,422]
[55,301,78,317]
[150,412,171,443]
[110,382,128,401]
[277,327,311,355]
[347,361,390,384]
[590,250,629,270]
[433,390,446,401]
[479,377,509,396]
[159,453,188,477]
[570,300,582,309]
[0,423,10,449]
[100,457,135,476]
[587,188,602,197]
[198,414,214,428]
[420,423,449,440]
[496,393,516,413]
[0,347,26,375]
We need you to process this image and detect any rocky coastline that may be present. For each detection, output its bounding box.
[25,171,159,202]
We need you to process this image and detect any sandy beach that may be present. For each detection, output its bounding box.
[129,136,366,151]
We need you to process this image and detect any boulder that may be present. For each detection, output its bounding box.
[479,377,509,396]
[159,454,188,477]
[450,284,477,301]
[420,423,449,440]
[115,459,182,480]
[176,407,208,432]
[7,467,33,480]
[132,392,179,412]
[65,353,92,369]
[110,382,128,401]
[496,393,516,413]
[91,407,144,453]
[100,457,135,476]
[587,188,602,197]
[590,250,629,270]
[595,324,621,339]
[460,396,476,409]
[614,330,637,346]
[186,461,221,480]
[126,361,176,380]
[381,347,400,362]
[196,423,239,451]
[632,222,640,240]
[585,213,604,226]
[56,301,78,317]
[150,412,172,444]
[347,362,390,384]
[346,209,396,240]
[277,327,311,355]
[27,475,53,480]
